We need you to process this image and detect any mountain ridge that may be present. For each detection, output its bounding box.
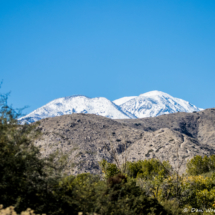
[19,95,134,123]
[33,108,215,175]
[20,91,203,123]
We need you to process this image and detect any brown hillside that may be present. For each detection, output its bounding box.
[34,109,215,175]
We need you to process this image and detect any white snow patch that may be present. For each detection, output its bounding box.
[113,96,137,106]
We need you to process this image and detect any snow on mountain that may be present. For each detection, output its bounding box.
[113,96,137,106]
[19,91,203,123]
[20,95,135,123]
[114,90,203,118]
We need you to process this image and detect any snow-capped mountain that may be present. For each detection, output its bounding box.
[19,91,203,123]
[20,95,136,123]
[113,90,203,118]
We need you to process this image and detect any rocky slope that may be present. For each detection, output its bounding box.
[33,108,215,175]
[116,108,215,147]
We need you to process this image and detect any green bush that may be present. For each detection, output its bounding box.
[55,173,105,214]
[186,155,215,176]
[126,159,171,179]
[99,159,120,178]
[95,174,170,215]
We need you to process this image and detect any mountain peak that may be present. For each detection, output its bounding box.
[19,91,203,123]
[116,91,202,118]
[139,90,171,98]
[64,95,89,99]
[20,95,135,124]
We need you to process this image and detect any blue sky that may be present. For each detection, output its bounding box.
[1,0,215,114]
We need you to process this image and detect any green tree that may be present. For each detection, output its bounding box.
[0,90,68,214]
[99,159,120,178]
[209,155,215,172]
[126,159,171,179]
[55,173,105,214]
[95,174,170,215]
[187,155,211,175]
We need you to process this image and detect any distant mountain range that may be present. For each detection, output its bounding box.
[19,91,203,123]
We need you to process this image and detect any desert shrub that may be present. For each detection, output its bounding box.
[99,159,120,178]
[95,174,170,215]
[160,200,184,215]
[126,159,171,179]
[107,173,127,187]
[151,173,215,211]
[55,173,105,214]
[208,155,215,172]
[52,173,170,215]
[125,160,143,177]
[179,175,215,209]
[186,155,215,176]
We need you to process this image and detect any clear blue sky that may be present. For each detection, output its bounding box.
[1,0,215,114]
